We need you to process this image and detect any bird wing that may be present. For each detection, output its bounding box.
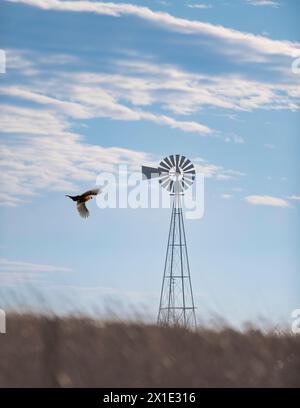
[81,188,100,197]
[76,202,89,218]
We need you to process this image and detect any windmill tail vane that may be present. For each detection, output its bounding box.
[142,154,197,329]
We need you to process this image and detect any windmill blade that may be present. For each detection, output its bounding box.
[182,178,193,188]
[183,164,194,173]
[179,155,186,168]
[159,174,170,184]
[175,154,181,172]
[184,168,196,175]
[141,166,160,180]
[167,180,174,192]
[183,172,195,180]
[159,169,169,176]
[160,178,171,190]
[163,156,173,169]
[158,162,170,173]
[183,178,195,187]
[181,157,190,170]
[158,167,170,178]
[182,159,192,171]
[169,155,176,167]
[178,180,186,191]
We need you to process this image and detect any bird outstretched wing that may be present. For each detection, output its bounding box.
[77,202,89,218]
[81,188,100,197]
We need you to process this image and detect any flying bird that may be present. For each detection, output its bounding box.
[66,188,101,218]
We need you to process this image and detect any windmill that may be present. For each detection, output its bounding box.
[142,154,197,328]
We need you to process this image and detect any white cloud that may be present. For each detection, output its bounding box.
[3,52,299,132]
[5,49,38,76]
[48,283,157,302]
[0,258,71,273]
[6,0,300,57]
[264,143,275,149]
[156,0,170,6]
[246,0,279,7]
[245,195,290,207]
[0,258,71,285]
[0,122,153,206]
[222,193,233,199]
[0,99,242,206]
[0,129,242,206]
[0,103,239,206]
[0,104,71,135]
[288,195,300,202]
[193,158,245,180]
[5,49,78,77]
[0,81,213,135]
[87,60,300,114]
[1,48,298,206]
[224,134,245,144]
[187,3,213,9]
[6,49,294,207]
[2,49,299,157]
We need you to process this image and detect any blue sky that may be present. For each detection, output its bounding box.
[0,0,299,327]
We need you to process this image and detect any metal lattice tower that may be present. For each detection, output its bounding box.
[142,154,197,329]
[157,193,196,327]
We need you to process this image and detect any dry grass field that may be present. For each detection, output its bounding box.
[0,313,299,388]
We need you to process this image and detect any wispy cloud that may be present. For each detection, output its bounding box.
[83,65,298,113]
[63,59,300,114]
[0,85,212,135]
[5,49,78,76]
[187,3,213,9]
[264,143,276,149]
[0,72,239,206]
[288,195,300,202]
[3,51,299,128]
[47,283,157,302]
[0,122,152,206]
[246,0,279,7]
[2,46,299,206]
[6,0,299,57]
[194,158,245,180]
[0,258,71,273]
[245,195,290,207]
[0,125,242,206]
[0,258,71,285]
[222,193,233,199]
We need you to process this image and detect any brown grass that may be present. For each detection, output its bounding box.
[0,313,299,388]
